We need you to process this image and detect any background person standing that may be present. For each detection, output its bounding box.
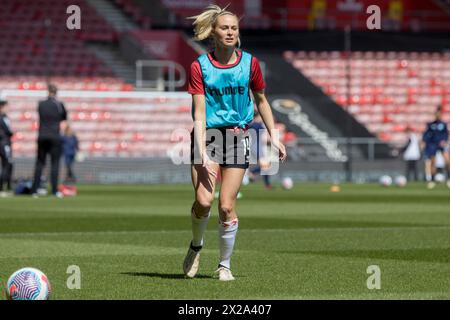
[31,84,67,197]
[422,108,448,189]
[0,99,14,196]
[62,125,79,182]
[402,127,421,182]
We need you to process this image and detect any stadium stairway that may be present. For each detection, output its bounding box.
[85,0,138,32]
[86,43,136,84]
[254,52,392,160]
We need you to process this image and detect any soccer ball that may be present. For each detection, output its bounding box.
[435,173,446,183]
[75,152,86,162]
[394,175,407,187]
[330,184,341,193]
[379,175,392,187]
[6,268,51,300]
[281,177,294,190]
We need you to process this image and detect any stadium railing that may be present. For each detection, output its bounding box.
[135,60,186,91]
[0,89,419,184]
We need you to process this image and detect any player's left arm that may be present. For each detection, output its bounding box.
[253,91,287,162]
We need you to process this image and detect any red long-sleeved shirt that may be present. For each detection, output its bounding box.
[188,50,266,95]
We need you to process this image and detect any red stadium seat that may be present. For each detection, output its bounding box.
[0,0,122,88]
[4,94,195,158]
[286,50,450,145]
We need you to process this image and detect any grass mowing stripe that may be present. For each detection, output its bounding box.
[1,183,449,299]
[0,225,449,237]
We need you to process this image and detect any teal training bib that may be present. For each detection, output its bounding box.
[195,51,254,129]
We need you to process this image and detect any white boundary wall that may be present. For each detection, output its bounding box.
[1,89,190,100]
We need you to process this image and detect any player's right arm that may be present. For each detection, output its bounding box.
[192,94,206,158]
[188,61,216,177]
[192,94,216,178]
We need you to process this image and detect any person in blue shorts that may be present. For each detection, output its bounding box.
[442,136,450,188]
[62,125,79,182]
[422,108,449,189]
[248,111,273,189]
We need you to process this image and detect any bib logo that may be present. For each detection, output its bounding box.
[206,85,245,97]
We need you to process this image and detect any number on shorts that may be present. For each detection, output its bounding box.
[243,136,250,162]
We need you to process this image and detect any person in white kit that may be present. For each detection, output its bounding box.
[402,127,421,182]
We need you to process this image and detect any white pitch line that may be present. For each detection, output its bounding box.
[0,225,449,237]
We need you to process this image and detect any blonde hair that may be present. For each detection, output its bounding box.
[188,4,240,46]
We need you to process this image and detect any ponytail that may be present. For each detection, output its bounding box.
[188,4,239,43]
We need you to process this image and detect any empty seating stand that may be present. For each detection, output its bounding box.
[0,0,117,79]
[6,92,288,159]
[284,50,450,147]
[7,94,193,158]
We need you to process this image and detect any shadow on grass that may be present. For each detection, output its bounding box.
[0,215,438,234]
[121,272,213,279]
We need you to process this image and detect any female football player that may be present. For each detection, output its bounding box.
[183,5,286,281]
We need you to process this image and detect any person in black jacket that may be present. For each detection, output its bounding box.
[0,99,14,196]
[31,84,67,197]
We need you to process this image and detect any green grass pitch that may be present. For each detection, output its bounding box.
[0,182,449,299]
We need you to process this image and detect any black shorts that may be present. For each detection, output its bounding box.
[191,127,250,168]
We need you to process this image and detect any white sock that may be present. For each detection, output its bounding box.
[218,218,239,269]
[191,210,210,248]
[426,174,432,182]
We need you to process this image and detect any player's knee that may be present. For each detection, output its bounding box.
[195,194,214,210]
[218,204,233,217]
